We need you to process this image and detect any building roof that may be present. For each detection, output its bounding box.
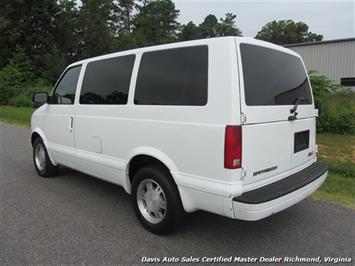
[285,37,355,47]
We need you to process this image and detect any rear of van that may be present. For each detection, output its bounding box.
[231,38,328,220]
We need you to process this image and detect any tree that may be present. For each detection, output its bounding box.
[199,14,219,38]
[54,0,81,60]
[179,21,200,41]
[0,46,34,104]
[0,0,246,91]
[37,0,82,83]
[179,13,242,41]
[114,33,139,51]
[219,13,242,37]
[111,0,137,51]
[0,15,12,68]
[133,0,180,46]
[77,0,118,59]
[117,0,135,33]
[0,0,60,79]
[255,20,323,45]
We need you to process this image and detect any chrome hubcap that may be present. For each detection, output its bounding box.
[137,179,167,224]
[34,143,46,171]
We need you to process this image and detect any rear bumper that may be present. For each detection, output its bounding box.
[232,162,328,221]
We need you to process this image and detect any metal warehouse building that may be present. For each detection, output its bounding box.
[285,38,355,88]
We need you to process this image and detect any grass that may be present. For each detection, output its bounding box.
[312,133,355,209]
[0,105,34,126]
[0,105,354,209]
[312,173,355,209]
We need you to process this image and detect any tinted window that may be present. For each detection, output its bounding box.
[240,44,312,106]
[341,77,355,87]
[80,55,135,104]
[134,46,208,105]
[52,65,82,104]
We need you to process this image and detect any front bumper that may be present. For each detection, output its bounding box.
[233,162,328,221]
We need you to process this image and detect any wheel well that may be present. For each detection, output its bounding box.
[128,155,171,183]
[31,132,41,146]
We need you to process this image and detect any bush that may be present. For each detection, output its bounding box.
[27,79,52,95]
[9,94,33,107]
[0,46,35,105]
[309,72,354,134]
[6,79,52,107]
[317,92,355,134]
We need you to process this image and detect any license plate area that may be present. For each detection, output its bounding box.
[294,130,309,153]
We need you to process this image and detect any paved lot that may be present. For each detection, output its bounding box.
[0,122,354,265]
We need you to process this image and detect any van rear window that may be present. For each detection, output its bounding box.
[240,44,312,106]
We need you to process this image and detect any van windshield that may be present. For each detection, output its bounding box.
[240,44,312,106]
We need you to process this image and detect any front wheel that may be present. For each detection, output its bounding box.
[33,138,58,177]
[131,165,185,234]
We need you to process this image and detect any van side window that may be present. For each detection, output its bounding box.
[52,65,82,104]
[134,46,208,106]
[80,55,135,105]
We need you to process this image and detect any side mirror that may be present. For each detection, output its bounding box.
[32,92,49,106]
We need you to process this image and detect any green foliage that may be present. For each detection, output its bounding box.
[313,172,355,209]
[0,105,34,126]
[78,0,118,58]
[8,0,351,139]
[317,92,355,134]
[1,46,34,86]
[41,49,67,84]
[117,0,135,33]
[199,15,219,38]
[219,13,242,37]
[0,0,185,104]
[133,0,180,46]
[179,22,200,41]
[9,95,33,107]
[114,33,139,51]
[0,46,34,104]
[0,0,83,83]
[0,15,12,68]
[309,72,355,134]
[308,71,342,107]
[0,46,52,106]
[317,133,355,177]
[255,19,323,45]
[179,13,242,41]
[0,0,60,80]
[54,1,81,63]
[0,1,322,87]
[313,133,355,209]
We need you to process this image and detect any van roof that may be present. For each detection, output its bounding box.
[68,36,300,68]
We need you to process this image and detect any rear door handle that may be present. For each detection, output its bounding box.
[288,115,297,121]
[69,116,74,132]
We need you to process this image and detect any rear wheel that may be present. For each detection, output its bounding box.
[33,138,58,177]
[132,165,184,234]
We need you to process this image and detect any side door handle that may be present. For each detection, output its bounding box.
[69,116,74,132]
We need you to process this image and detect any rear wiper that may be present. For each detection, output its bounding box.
[288,97,304,121]
[290,97,305,114]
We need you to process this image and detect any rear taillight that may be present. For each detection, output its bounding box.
[224,125,242,169]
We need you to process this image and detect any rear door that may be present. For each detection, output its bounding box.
[236,41,316,185]
[74,54,135,181]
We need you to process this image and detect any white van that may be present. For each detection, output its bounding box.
[31,37,328,234]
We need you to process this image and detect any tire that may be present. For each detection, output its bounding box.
[131,165,185,234]
[33,138,58,177]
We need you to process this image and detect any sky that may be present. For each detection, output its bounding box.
[173,0,355,40]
